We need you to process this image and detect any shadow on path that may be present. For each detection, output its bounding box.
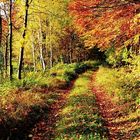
[91,72,140,140]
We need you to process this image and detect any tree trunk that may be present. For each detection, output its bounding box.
[49,23,53,68]
[9,0,13,81]
[18,0,29,79]
[0,10,3,80]
[18,47,24,79]
[49,46,53,68]
[39,44,46,71]
[38,19,46,71]
[4,36,8,77]
[0,9,2,49]
[31,38,36,72]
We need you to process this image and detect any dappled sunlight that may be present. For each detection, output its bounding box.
[92,67,140,140]
[55,71,107,140]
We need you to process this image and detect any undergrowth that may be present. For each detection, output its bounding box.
[94,58,140,139]
[0,61,100,139]
[95,65,140,107]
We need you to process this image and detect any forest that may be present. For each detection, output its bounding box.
[0,0,139,139]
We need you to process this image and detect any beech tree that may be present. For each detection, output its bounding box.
[69,0,140,52]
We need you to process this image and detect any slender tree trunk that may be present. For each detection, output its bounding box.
[39,43,46,71]
[49,46,53,68]
[18,46,24,76]
[37,0,46,71]
[4,37,8,77]
[0,9,3,80]
[38,19,46,71]
[49,24,53,68]
[31,37,36,72]
[9,0,13,80]
[0,9,2,49]
[1,16,8,78]
[18,0,29,79]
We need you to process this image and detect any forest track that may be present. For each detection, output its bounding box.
[15,70,139,140]
[30,81,75,140]
[91,72,140,140]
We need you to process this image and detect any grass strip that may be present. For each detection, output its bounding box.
[55,71,107,140]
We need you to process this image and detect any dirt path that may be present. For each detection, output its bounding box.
[30,81,75,140]
[91,72,140,140]
[21,70,139,140]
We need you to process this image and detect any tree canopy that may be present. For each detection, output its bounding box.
[69,0,140,51]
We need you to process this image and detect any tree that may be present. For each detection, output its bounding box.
[0,7,2,49]
[17,0,29,79]
[14,0,71,74]
[0,0,13,79]
[9,0,13,80]
[0,6,3,78]
[69,0,140,52]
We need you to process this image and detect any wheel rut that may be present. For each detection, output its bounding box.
[91,72,140,140]
[30,81,75,140]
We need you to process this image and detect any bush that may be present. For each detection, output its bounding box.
[105,47,131,67]
[49,61,100,87]
[47,78,68,90]
[95,64,140,107]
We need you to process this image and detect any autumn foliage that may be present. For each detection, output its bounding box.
[69,0,140,50]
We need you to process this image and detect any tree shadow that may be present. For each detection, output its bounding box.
[0,104,49,140]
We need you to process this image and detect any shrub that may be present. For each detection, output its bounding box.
[95,63,140,107]
[47,78,68,90]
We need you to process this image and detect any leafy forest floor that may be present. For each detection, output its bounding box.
[0,61,139,140]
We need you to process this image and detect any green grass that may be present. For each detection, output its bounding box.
[55,71,107,140]
[0,61,100,93]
